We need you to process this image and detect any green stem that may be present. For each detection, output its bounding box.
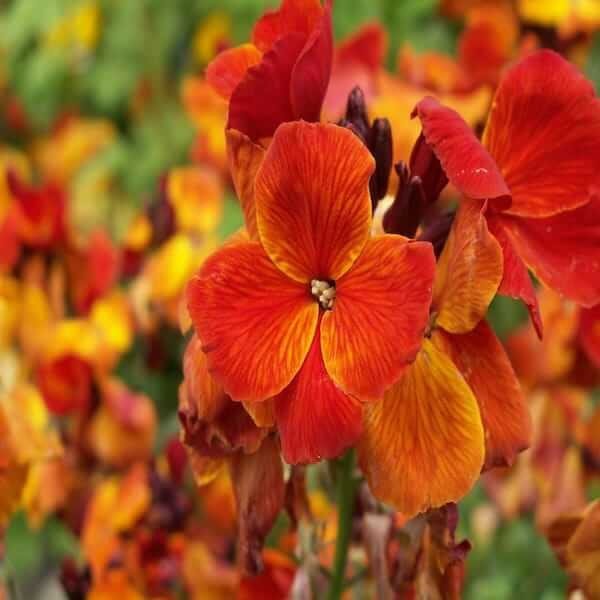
[327,449,358,600]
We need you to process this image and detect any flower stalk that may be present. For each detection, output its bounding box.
[327,448,358,600]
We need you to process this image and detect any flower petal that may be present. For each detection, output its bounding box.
[275,328,363,464]
[206,44,262,100]
[487,214,543,338]
[229,436,285,575]
[290,1,333,123]
[321,236,435,401]
[498,197,600,307]
[255,121,374,282]
[412,96,510,203]
[187,240,318,402]
[228,33,306,142]
[252,0,324,53]
[181,334,227,421]
[436,322,532,471]
[358,339,484,517]
[225,129,266,239]
[483,50,600,218]
[433,199,503,334]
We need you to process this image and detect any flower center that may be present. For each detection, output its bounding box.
[310,279,336,310]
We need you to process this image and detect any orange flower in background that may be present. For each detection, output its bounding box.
[32,116,116,185]
[412,50,600,334]
[207,0,333,143]
[87,378,157,468]
[547,500,600,598]
[0,383,62,525]
[182,77,228,171]
[188,122,435,464]
[360,200,531,516]
[167,166,223,235]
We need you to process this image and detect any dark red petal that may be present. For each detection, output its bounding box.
[228,33,305,142]
[290,0,333,123]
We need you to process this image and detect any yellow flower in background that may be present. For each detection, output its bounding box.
[147,233,215,303]
[192,11,231,65]
[182,78,228,170]
[123,214,152,254]
[167,166,224,235]
[90,291,133,361]
[0,384,62,526]
[45,318,99,362]
[45,1,102,54]
[519,0,600,31]
[0,276,20,349]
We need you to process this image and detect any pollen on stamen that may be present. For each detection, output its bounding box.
[310,279,336,310]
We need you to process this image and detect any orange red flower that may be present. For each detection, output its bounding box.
[412,50,600,334]
[187,121,435,464]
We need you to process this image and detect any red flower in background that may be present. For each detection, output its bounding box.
[6,171,67,251]
[412,50,600,335]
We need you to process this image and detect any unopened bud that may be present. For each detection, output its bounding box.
[409,133,448,205]
[344,86,370,141]
[368,118,393,210]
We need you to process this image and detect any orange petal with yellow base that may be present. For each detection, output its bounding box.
[321,236,435,401]
[433,199,503,334]
[226,129,265,240]
[275,327,363,464]
[358,338,484,517]
[187,240,318,402]
[483,50,600,218]
[206,44,262,100]
[255,121,374,283]
[436,323,532,470]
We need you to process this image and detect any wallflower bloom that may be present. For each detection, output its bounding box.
[412,50,600,334]
[187,122,435,464]
[206,0,333,143]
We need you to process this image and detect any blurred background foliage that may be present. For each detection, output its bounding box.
[1,0,597,598]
